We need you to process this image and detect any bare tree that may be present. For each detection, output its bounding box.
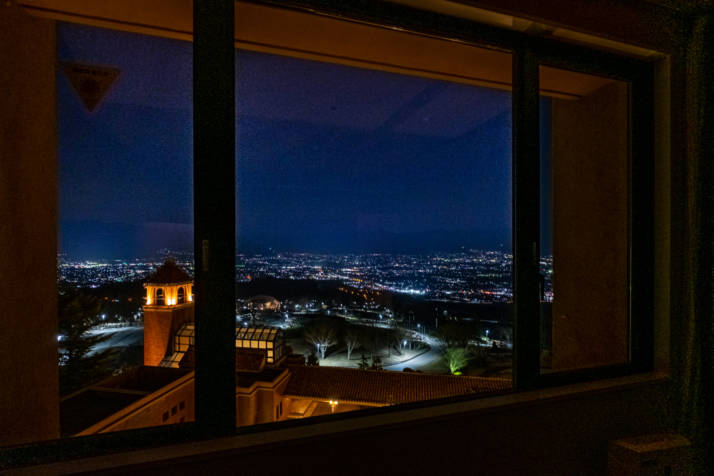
[386,326,405,357]
[434,322,470,348]
[444,347,469,375]
[344,329,361,361]
[304,323,337,360]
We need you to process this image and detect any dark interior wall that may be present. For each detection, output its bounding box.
[551,81,630,371]
[0,5,59,446]
[456,0,677,53]
[83,380,671,476]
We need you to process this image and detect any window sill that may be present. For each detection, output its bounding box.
[15,371,669,475]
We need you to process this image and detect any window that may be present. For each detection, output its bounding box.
[55,20,195,438]
[2,0,654,466]
[539,66,630,373]
[233,43,514,420]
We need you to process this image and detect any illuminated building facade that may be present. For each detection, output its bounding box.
[244,295,281,312]
[142,260,194,366]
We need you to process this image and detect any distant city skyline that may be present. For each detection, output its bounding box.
[58,23,549,260]
[58,250,543,304]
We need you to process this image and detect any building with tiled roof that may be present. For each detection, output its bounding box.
[61,259,511,435]
[284,366,510,406]
[176,346,270,373]
[244,295,281,312]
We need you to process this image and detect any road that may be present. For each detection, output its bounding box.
[85,326,143,355]
[384,332,444,371]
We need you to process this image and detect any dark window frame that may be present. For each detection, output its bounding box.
[0,0,654,468]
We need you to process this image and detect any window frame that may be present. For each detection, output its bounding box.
[516,42,655,390]
[0,0,654,468]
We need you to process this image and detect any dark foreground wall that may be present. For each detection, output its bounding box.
[74,379,670,476]
[0,5,59,446]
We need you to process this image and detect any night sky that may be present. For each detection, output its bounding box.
[57,23,532,259]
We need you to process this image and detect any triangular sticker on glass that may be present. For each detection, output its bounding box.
[60,61,121,112]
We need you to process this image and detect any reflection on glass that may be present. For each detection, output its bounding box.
[539,65,629,373]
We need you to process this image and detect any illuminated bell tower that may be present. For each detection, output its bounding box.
[143,259,194,366]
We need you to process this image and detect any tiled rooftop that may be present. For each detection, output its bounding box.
[284,366,511,405]
[60,389,145,437]
[178,346,269,373]
[60,367,191,436]
[145,259,192,284]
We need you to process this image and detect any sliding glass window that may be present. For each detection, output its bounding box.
[57,22,195,436]
[232,6,514,424]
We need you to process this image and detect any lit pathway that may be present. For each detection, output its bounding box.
[384,333,444,372]
[85,325,143,355]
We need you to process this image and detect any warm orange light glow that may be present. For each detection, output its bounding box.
[143,282,193,308]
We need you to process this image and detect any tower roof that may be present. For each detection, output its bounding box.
[145,259,192,285]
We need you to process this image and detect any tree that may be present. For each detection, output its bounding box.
[386,326,404,357]
[434,322,471,348]
[468,342,488,367]
[344,328,361,360]
[306,351,320,366]
[58,291,117,395]
[304,321,337,360]
[371,355,383,371]
[357,353,370,370]
[444,347,469,375]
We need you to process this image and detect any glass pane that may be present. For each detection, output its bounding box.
[57,22,194,435]
[234,14,513,427]
[539,66,629,372]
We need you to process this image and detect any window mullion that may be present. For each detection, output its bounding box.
[194,0,237,435]
[629,69,655,373]
[512,45,541,391]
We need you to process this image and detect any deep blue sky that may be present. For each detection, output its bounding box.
[58,24,527,259]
